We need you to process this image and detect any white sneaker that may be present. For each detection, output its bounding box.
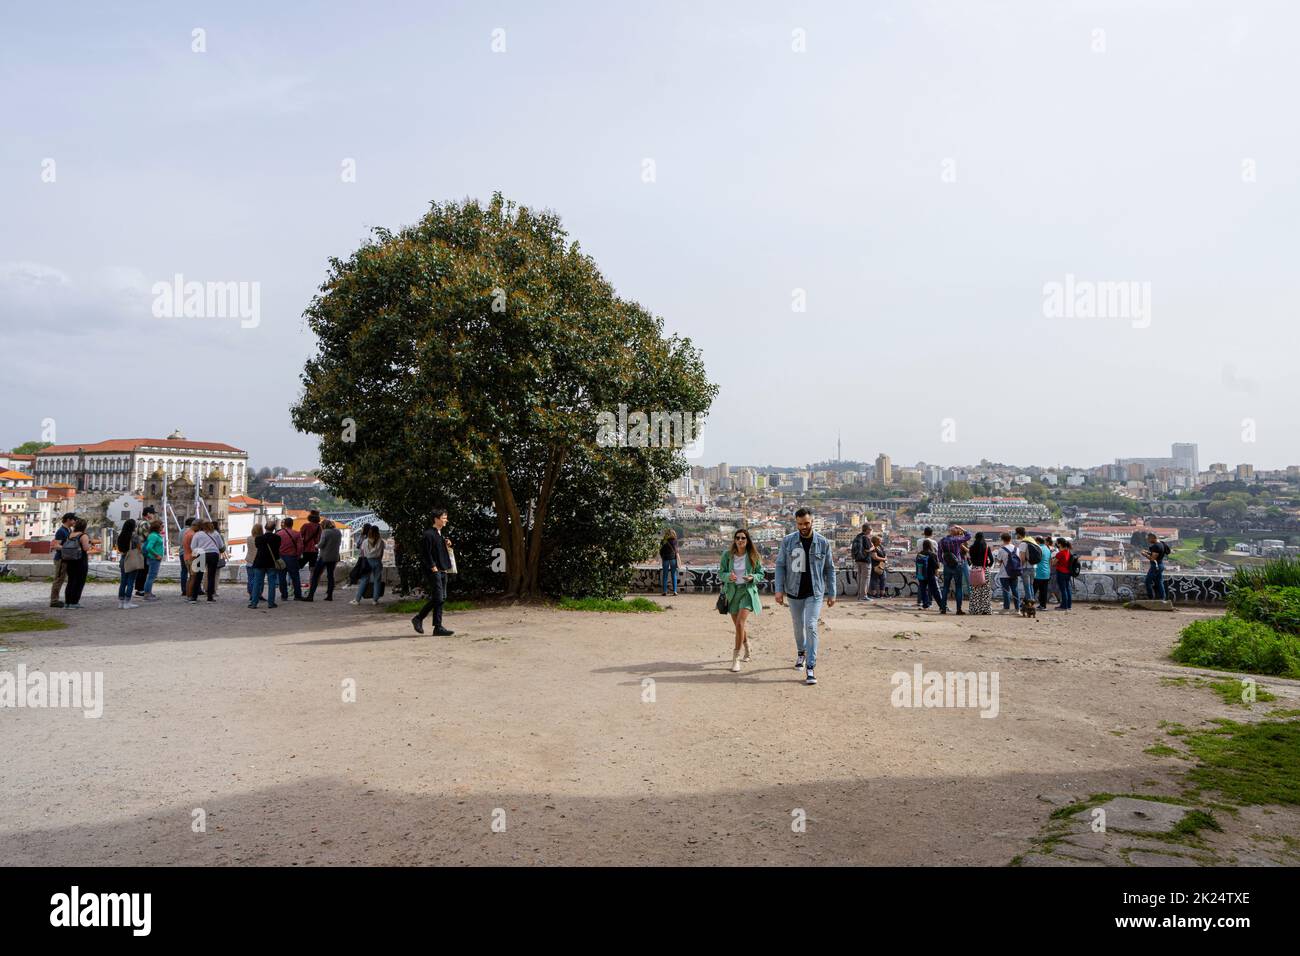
[349,599,360,605]
[730,654,741,673]
[124,602,140,609]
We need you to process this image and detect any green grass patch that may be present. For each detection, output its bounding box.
[1183,718,1300,806]
[1204,678,1276,706]
[0,573,25,583]
[556,596,664,613]
[1171,809,1223,838]
[386,599,476,615]
[1144,744,1184,757]
[0,609,67,634]
[1171,615,1300,678]
[1167,674,1278,706]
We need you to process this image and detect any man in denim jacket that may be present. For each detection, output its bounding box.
[774,508,837,685]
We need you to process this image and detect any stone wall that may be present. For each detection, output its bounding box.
[636,564,1229,604]
[1,559,1230,604]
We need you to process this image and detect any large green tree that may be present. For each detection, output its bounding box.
[291,194,716,599]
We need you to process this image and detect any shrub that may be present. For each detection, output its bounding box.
[1226,586,1300,635]
[1171,616,1300,679]
[1230,557,1300,592]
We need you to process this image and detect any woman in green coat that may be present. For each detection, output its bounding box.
[721,528,764,673]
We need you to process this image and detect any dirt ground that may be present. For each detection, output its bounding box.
[2,581,1297,866]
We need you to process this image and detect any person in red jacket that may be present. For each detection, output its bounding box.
[299,510,322,577]
[1053,538,1073,611]
[276,517,305,601]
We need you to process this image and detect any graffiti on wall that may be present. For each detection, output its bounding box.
[634,566,1229,603]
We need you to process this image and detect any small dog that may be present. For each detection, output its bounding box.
[1019,598,1037,619]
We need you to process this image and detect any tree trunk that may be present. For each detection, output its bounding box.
[522,444,567,597]
[493,466,527,599]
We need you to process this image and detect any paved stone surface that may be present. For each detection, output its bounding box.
[1074,797,1189,833]
[1127,850,1200,867]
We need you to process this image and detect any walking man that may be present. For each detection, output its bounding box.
[48,512,77,608]
[411,508,455,636]
[774,508,836,686]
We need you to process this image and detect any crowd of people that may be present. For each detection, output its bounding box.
[707,511,1174,686]
[44,508,455,637]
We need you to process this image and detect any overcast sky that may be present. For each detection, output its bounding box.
[3,1,1296,472]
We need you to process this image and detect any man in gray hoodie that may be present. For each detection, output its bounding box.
[306,519,343,601]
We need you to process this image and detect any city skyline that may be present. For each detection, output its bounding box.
[4,2,1298,471]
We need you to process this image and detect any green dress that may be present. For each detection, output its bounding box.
[721,551,763,615]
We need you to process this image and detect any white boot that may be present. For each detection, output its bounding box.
[730,653,742,672]
[741,639,752,662]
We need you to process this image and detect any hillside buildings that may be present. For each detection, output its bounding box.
[34,430,249,496]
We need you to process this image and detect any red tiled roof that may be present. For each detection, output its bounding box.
[37,438,246,455]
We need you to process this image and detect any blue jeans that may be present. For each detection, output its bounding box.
[1001,576,1020,610]
[362,563,384,603]
[920,575,946,610]
[787,596,823,671]
[942,565,964,610]
[1055,571,1073,609]
[279,555,303,599]
[661,559,677,594]
[118,567,138,601]
[248,567,279,607]
[1145,564,1165,600]
[142,557,161,594]
[179,555,189,595]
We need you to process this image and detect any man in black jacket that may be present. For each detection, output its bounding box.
[411,508,454,636]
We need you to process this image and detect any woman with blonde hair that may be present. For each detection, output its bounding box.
[720,528,763,672]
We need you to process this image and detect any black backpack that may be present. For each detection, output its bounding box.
[1068,554,1081,578]
[1025,540,1042,564]
[852,534,870,563]
[659,540,675,560]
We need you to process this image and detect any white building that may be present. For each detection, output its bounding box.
[34,431,249,495]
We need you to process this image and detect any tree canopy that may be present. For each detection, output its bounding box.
[291,194,716,599]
